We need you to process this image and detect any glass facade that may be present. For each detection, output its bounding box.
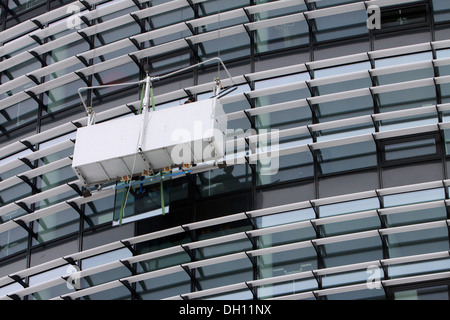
[0,0,450,301]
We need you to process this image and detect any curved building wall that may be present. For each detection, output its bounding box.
[0,0,450,300]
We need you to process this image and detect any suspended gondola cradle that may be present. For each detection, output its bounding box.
[72,58,235,188]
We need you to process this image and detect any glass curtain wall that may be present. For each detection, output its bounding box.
[0,0,450,300]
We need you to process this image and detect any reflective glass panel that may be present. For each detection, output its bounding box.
[386,226,449,258]
[314,94,374,123]
[385,205,447,228]
[136,233,191,272]
[325,287,385,300]
[322,269,374,288]
[196,164,251,197]
[197,15,249,34]
[205,288,253,300]
[43,78,86,114]
[375,65,434,86]
[81,248,133,288]
[377,85,436,113]
[314,62,371,79]
[84,193,115,228]
[0,227,28,259]
[82,285,131,300]
[380,5,427,28]
[151,6,195,29]
[257,151,314,186]
[258,277,317,299]
[257,225,315,248]
[394,285,450,300]
[378,111,437,132]
[439,83,450,103]
[312,10,368,43]
[257,208,315,228]
[375,52,433,68]
[388,257,450,279]
[313,0,362,9]
[316,140,377,175]
[256,20,309,53]
[383,188,445,208]
[258,246,317,279]
[320,236,382,268]
[432,0,450,22]
[7,0,46,14]
[0,99,39,133]
[198,0,250,16]
[313,75,372,96]
[198,31,250,62]
[114,177,170,226]
[384,138,437,162]
[32,207,79,244]
[0,182,32,206]
[316,122,374,142]
[436,49,450,59]
[255,2,306,19]
[196,237,253,260]
[196,257,253,290]
[136,271,191,299]
[319,197,379,218]
[0,282,23,298]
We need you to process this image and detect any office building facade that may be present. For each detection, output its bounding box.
[1,0,450,300]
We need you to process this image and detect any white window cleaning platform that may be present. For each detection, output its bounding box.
[72,98,226,186]
[72,58,234,187]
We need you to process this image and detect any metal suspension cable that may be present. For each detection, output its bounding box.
[217,0,221,80]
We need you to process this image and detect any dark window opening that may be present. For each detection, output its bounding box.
[380,5,428,29]
[387,280,450,300]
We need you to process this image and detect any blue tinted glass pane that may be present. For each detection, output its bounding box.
[199,32,250,61]
[198,0,250,16]
[383,188,445,207]
[320,215,381,237]
[136,271,191,299]
[389,258,450,280]
[387,227,449,258]
[394,285,450,300]
[432,0,450,22]
[385,206,447,227]
[317,141,377,175]
[436,49,450,58]
[258,277,317,299]
[28,265,74,300]
[33,208,79,244]
[319,197,379,218]
[377,85,436,113]
[321,236,382,267]
[375,52,433,68]
[197,258,253,289]
[314,62,371,78]
[257,208,315,228]
[0,100,39,132]
[258,246,317,279]
[385,138,437,161]
[375,67,434,86]
[314,0,362,9]
[0,227,28,259]
[313,11,368,42]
